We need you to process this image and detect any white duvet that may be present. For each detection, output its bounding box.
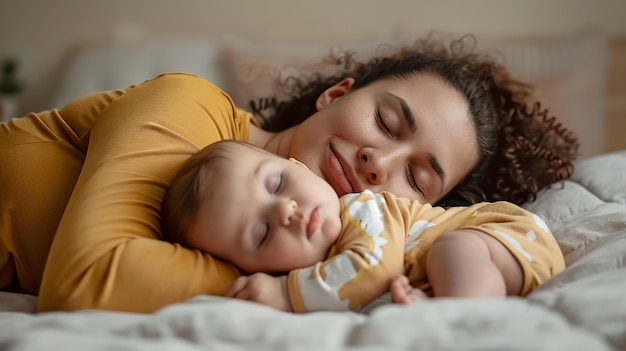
[1,150,625,351]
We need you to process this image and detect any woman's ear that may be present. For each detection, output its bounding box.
[315,78,355,111]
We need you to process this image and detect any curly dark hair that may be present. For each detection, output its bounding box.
[249,34,579,207]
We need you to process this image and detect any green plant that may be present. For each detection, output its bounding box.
[0,59,22,95]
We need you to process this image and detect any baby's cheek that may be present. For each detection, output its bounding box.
[325,216,343,242]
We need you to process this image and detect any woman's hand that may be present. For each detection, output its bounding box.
[226,273,293,312]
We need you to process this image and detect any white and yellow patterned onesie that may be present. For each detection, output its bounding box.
[287,190,564,313]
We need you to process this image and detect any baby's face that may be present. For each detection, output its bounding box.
[189,142,342,273]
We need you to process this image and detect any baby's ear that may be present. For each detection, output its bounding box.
[289,158,310,170]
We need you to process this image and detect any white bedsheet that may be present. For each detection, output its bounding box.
[1,150,625,351]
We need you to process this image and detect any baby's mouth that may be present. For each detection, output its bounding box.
[306,208,320,239]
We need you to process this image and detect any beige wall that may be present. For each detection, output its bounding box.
[1,0,626,114]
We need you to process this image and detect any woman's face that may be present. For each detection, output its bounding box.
[287,73,479,204]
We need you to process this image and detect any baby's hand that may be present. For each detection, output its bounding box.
[226,273,293,312]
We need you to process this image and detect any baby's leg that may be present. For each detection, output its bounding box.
[392,229,522,304]
[426,230,522,298]
[390,275,428,304]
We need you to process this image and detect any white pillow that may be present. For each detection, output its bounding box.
[523,150,626,265]
[51,35,226,109]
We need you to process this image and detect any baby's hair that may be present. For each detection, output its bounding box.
[162,140,253,247]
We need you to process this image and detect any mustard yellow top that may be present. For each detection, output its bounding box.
[0,73,256,312]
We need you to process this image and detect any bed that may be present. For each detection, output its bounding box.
[1,32,625,350]
[1,149,625,350]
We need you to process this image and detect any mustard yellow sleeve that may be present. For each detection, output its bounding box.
[1,88,125,295]
[38,73,252,312]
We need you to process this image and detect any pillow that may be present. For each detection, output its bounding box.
[51,35,227,109]
[523,150,626,265]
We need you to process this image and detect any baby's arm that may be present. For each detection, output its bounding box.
[226,239,404,313]
[287,191,406,313]
[228,227,521,309]
[227,274,292,311]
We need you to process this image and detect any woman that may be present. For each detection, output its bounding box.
[0,35,577,313]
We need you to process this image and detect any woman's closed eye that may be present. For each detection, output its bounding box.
[375,109,396,139]
[406,165,424,195]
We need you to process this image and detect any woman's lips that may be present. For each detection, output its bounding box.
[325,146,355,196]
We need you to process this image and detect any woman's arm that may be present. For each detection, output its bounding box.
[38,73,249,312]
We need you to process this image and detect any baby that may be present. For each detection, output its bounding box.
[161,140,564,312]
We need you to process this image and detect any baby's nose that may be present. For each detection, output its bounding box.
[275,198,297,226]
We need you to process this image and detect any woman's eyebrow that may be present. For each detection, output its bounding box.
[387,92,416,133]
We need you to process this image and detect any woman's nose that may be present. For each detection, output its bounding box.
[357,147,388,185]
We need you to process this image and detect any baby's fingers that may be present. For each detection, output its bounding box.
[226,276,249,298]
